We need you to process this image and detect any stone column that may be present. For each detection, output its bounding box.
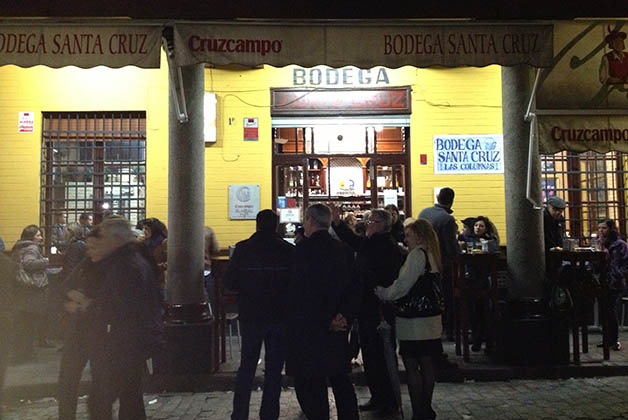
[168,63,206,314]
[502,65,544,298]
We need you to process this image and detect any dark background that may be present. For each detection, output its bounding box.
[0,0,625,20]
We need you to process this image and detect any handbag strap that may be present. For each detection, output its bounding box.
[419,248,431,275]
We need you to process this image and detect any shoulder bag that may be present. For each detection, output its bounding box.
[392,249,444,318]
[15,262,48,289]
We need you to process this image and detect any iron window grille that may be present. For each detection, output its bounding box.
[40,111,146,251]
[541,151,627,242]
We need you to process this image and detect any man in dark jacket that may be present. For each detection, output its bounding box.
[81,217,162,420]
[544,196,566,256]
[225,209,295,420]
[287,204,359,420]
[419,187,460,341]
[333,207,402,415]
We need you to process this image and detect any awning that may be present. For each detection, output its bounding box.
[0,24,162,68]
[538,113,628,154]
[174,22,553,69]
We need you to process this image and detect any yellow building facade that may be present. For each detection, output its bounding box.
[0,54,505,248]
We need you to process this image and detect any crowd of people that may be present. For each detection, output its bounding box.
[0,188,627,419]
[0,213,177,419]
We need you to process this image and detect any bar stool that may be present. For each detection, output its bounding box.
[452,253,499,362]
[225,312,241,359]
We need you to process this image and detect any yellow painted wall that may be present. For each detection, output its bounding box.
[0,51,169,248]
[0,59,504,250]
[206,65,505,246]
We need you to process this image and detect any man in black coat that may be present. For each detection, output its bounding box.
[225,209,295,420]
[286,204,359,420]
[543,196,566,255]
[332,208,403,415]
[81,217,163,420]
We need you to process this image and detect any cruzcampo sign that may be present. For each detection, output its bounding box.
[0,24,162,68]
[174,23,553,69]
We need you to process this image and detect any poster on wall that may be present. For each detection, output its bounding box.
[433,134,504,175]
[229,184,260,220]
[18,112,34,133]
[244,118,259,141]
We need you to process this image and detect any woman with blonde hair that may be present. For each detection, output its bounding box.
[375,218,442,420]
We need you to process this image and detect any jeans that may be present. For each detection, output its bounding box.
[231,320,286,420]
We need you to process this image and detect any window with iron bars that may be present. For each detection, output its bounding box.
[40,112,146,252]
[541,151,628,243]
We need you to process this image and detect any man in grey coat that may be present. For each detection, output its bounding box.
[419,187,460,341]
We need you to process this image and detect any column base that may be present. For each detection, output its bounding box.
[153,302,215,375]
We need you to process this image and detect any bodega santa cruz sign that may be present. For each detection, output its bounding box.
[433,134,504,174]
[174,23,552,68]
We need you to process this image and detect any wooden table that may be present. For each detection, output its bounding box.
[452,252,500,362]
[547,250,609,363]
[211,256,238,366]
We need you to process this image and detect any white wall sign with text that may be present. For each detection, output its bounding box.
[18,112,34,133]
[228,184,260,220]
[433,134,504,174]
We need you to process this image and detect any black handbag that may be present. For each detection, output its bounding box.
[393,249,444,318]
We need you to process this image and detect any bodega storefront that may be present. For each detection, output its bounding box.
[0,20,555,332]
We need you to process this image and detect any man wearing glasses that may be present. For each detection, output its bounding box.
[333,208,403,416]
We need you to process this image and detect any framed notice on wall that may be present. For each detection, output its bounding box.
[433,134,504,175]
[229,184,260,220]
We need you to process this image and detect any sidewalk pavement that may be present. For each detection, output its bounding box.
[4,377,628,419]
[4,329,628,403]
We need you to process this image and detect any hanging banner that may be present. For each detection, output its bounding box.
[174,23,553,69]
[537,21,628,110]
[0,25,162,68]
[538,115,628,153]
[433,134,504,174]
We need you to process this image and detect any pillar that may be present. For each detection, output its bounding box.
[502,65,544,298]
[167,63,207,318]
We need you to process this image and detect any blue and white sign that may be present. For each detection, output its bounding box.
[433,134,504,174]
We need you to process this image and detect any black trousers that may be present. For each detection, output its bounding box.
[607,289,623,344]
[88,356,146,420]
[294,373,358,420]
[58,326,90,420]
[441,260,454,338]
[358,315,397,408]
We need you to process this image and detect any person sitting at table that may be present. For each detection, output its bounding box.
[457,216,499,352]
[597,219,628,351]
[544,196,566,257]
[457,217,477,244]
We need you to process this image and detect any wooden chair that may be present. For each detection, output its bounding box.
[211,256,238,365]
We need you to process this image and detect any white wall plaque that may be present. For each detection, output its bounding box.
[229,184,260,220]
